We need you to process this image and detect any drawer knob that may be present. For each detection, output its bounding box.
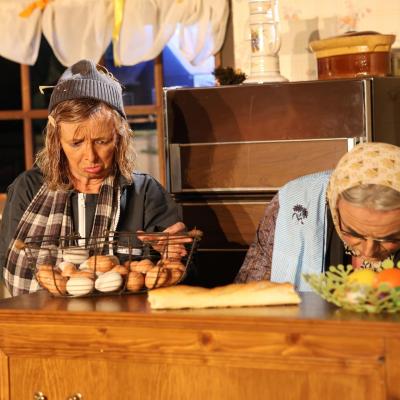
[67,393,83,400]
[34,392,47,400]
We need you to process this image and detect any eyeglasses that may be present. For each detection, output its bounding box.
[337,212,400,247]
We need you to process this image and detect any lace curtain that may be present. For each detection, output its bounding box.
[0,0,229,67]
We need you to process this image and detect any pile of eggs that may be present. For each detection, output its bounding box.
[36,248,186,297]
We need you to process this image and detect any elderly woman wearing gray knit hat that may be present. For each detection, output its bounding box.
[0,60,188,296]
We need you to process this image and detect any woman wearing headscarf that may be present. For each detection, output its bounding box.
[0,59,188,296]
[235,142,400,291]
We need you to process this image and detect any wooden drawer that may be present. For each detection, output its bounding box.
[170,138,356,193]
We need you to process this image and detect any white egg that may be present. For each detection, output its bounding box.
[57,261,76,272]
[66,277,94,296]
[107,255,120,265]
[95,271,123,293]
[63,248,90,265]
[79,260,90,270]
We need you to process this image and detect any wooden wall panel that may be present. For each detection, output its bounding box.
[192,250,246,287]
[172,139,349,192]
[165,79,367,143]
[181,201,267,248]
[181,201,268,286]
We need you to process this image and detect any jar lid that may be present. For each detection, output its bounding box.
[310,31,396,59]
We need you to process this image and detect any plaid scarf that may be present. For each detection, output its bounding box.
[3,175,120,296]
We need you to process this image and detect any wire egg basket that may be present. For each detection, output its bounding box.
[21,229,202,297]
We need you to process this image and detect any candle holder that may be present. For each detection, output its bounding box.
[245,0,287,83]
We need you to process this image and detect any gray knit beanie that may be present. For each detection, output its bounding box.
[48,59,126,119]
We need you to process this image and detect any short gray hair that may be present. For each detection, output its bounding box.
[340,184,400,211]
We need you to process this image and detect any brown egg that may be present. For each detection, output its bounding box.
[126,271,145,292]
[86,255,115,273]
[130,259,154,274]
[37,264,57,273]
[37,269,67,295]
[59,262,77,278]
[111,265,129,276]
[70,270,95,280]
[157,259,186,272]
[145,266,169,289]
[166,268,184,286]
[107,255,120,265]
[127,260,139,270]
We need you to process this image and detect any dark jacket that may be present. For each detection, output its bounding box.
[0,167,182,270]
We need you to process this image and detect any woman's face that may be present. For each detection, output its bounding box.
[337,198,400,261]
[59,110,118,191]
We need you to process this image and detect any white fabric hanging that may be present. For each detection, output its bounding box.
[0,0,42,65]
[178,0,229,65]
[116,0,229,66]
[0,0,229,67]
[42,0,113,66]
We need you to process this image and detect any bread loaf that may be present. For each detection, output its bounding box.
[148,281,301,309]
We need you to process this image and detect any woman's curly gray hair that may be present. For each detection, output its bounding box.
[36,99,135,190]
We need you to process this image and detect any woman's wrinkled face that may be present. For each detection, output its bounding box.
[59,110,118,189]
[337,198,400,261]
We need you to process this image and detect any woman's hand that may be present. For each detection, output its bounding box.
[137,222,193,260]
[162,222,186,235]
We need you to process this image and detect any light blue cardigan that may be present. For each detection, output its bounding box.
[271,171,332,291]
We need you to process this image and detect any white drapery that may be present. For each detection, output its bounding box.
[0,0,229,67]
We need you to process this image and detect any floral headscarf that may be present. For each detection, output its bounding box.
[327,142,400,247]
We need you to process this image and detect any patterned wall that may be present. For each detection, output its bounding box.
[232,0,400,81]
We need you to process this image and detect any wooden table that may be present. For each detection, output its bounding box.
[0,291,399,400]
